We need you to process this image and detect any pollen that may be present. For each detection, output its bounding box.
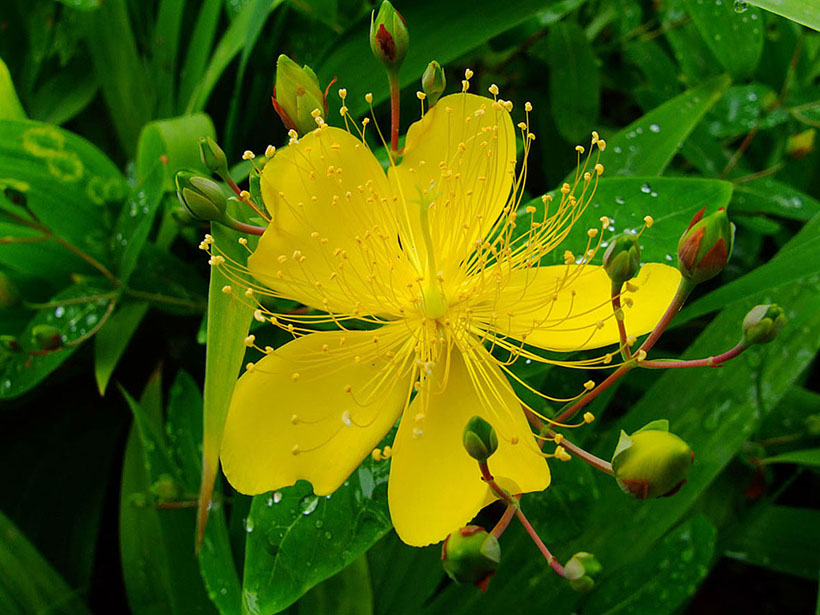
[643,215,654,227]
[242,150,255,160]
[221,285,232,294]
[265,144,276,157]
[244,335,255,347]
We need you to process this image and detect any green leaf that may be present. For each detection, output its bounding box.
[725,505,820,579]
[705,84,789,138]
[0,282,116,399]
[598,75,730,176]
[94,301,149,395]
[0,509,92,615]
[127,244,208,314]
[28,63,99,126]
[197,221,255,545]
[732,177,820,222]
[178,0,224,114]
[185,0,285,113]
[57,0,103,10]
[151,0,187,117]
[78,0,154,156]
[119,375,219,615]
[547,22,600,144]
[241,434,393,614]
[748,0,820,32]
[0,119,127,264]
[113,159,165,284]
[516,177,733,266]
[685,0,764,79]
[135,113,216,189]
[319,0,590,118]
[297,555,374,615]
[581,515,716,615]
[763,448,820,468]
[0,57,26,120]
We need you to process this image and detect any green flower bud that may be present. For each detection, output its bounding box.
[31,324,63,350]
[175,171,228,222]
[563,552,602,592]
[441,525,500,591]
[463,416,498,462]
[677,207,735,285]
[602,233,641,290]
[611,421,693,499]
[0,335,20,353]
[272,54,329,135]
[742,304,785,345]
[422,60,446,106]
[199,136,229,176]
[370,1,409,71]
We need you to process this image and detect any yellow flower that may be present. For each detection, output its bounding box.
[216,92,680,547]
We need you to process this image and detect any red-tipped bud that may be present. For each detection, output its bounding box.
[677,207,735,285]
[370,1,409,70]
[441,525,500,591]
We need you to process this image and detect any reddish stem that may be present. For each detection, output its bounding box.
[388,72,400,153]
[231,221,267,236]
[611,289,632,360]
[639,342,747,369]
[490,499,519,539]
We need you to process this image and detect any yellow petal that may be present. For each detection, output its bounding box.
[480,263,681,351]
[220,327,411,495]
[252,126,415,315]
[388,93,516,282]
[388,344,549,546]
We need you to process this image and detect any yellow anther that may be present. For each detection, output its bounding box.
[253,309,265,322]
[525,101,533,112]
[371,448,382,461]
[344,384,352,393]
[221,285,232,294]
[242,150,255,160]
[561,183,571,194]
[504,100,513,112]
[464,68,474,80]
[517,122,527,130]
[553,433,564,445]
[310,108,321,118]
[555,446,571,462]
[624,297,634,308]
[583,412,595,424]
[382,445,392,458]
[338,88,347,99]
[591,130,600,143]
[291,445,300,456]
[291,372,300,381]
[603,353,613,364]
[245,362,255,372]
[635,349,647,362]
[600,216,611,227]
[291,414,299,425]
[239,190,250,200]
[584,380,595,391]
[488,84,499,95]
[365,92,373,103]
[244,335,255,347]
[626,335,637,346]
[587,228,599,238]
[244,288,254,298]
[265,144,276,157]
[626,282,639,293]
[416,91,426,100]
[575,145,585,154]
[526,205,536,214]
[238,237,248,246]
[594,163,604,175]
[510,435,519,445]
[643,215,654,227]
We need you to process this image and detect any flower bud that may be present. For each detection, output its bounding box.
[370,1,409,71]
[272,54,329,135]
[31,324,63,350]
[677,206,735,285]
[602,233,641,290]
[422,61,446,106]
[611,420,693,499]
[463,416,498,462]
[175,171,228,222]
[786,128,814,159]
[564,552,602,592]
[199,136,229,176]
[441,525,500,591]
[742,304,785,345]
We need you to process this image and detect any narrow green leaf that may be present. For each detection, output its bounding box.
[94,301,150,395]
[547,22,600,144]
[186,0,285,113]
[725,506,820,579]
[732,177,820,222]
[152,0,187,117]
[685,0,764,79]
[319,0,590,118]
[0,509,92,615]
[599,75,730,176]
[705,84,789,138]
[763,448,820,468]
[748,0,820,32]
[79,0,154,156]
[178,0,224,114]
[581,516,716,615]
[57,0,103,10]
[28,63,98,126]
[0,57,26,120]
[297,555,374,615]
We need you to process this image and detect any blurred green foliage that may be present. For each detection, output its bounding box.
[1,0,819,613]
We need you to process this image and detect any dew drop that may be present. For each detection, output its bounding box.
[54,306,65,318]
[640,183,652,194]
[273,491,282,503]
[649,123,660,133]
[615,196,625,205]
[733,0,748,12]
[299,494,319,516]
[245,517,255,533]
[314,519,324,529]
[324,531,332,540]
